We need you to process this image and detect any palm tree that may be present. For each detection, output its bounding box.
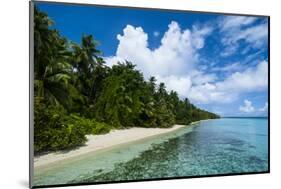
[34,6,72,107]
[34,57,72,106]
[72,35,100,75]
[71,35,103,102]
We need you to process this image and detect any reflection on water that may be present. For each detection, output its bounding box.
[34,118,268,186]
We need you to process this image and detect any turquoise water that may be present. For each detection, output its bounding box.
[34,118,268,186]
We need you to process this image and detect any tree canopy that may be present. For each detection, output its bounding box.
[33,6,220,153]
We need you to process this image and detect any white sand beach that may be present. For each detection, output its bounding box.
[34,124,186,168]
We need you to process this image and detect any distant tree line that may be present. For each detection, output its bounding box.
[33,7,219,153]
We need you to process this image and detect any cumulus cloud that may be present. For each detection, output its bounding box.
[219,16,268,56]
[105,21,213,98]
[106,21,212,78]
[239,99,255,113]
[104,21,268,105]
[155,75,192,98]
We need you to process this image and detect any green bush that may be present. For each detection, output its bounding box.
[34,98,88,153]
[34,98,112,153]
[91,121,111,134]
[68,114,111,135]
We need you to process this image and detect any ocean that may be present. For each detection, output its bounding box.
[34,118,269,186]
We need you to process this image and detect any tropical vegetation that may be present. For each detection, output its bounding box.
[33,6,219,153]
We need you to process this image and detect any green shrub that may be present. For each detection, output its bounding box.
[68,114,111,135]
[34,98,112,153]
[91,121,111,134]
[34,98,87,153]
[68,114,94,134]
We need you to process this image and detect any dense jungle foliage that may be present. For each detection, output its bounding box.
[33,7,219,153]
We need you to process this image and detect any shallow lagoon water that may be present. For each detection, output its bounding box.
[34,118,268,186]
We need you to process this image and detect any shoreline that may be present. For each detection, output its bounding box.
[34,124,192,169]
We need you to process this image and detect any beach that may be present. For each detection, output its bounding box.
[34,124,186,168]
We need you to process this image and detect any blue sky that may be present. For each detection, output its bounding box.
[36,2,269,117]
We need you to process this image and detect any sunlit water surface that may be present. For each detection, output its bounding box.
[34,118,268,186]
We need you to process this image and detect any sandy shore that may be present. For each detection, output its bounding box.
[34,124,187,168]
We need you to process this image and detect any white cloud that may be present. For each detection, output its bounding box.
[106,21,212,78]
[105,21,212,96]
[239,99,255,113]
[103,56,124,68]
[153,31,160,37]
[239,100,268,114]
[259,102,268,112]
[219,16,268,56]
[192,72,217,85]
[105,21,268,105]
[189,83,236,104]
[220,45,238,57]
[191,25,213,49]
[217,61,268,93]
[155,75,192,98]
[188,61,268,104]
[219,16,257,31]
[222,23,268,48]
[237,23,268,48]
[211,62,241,72]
